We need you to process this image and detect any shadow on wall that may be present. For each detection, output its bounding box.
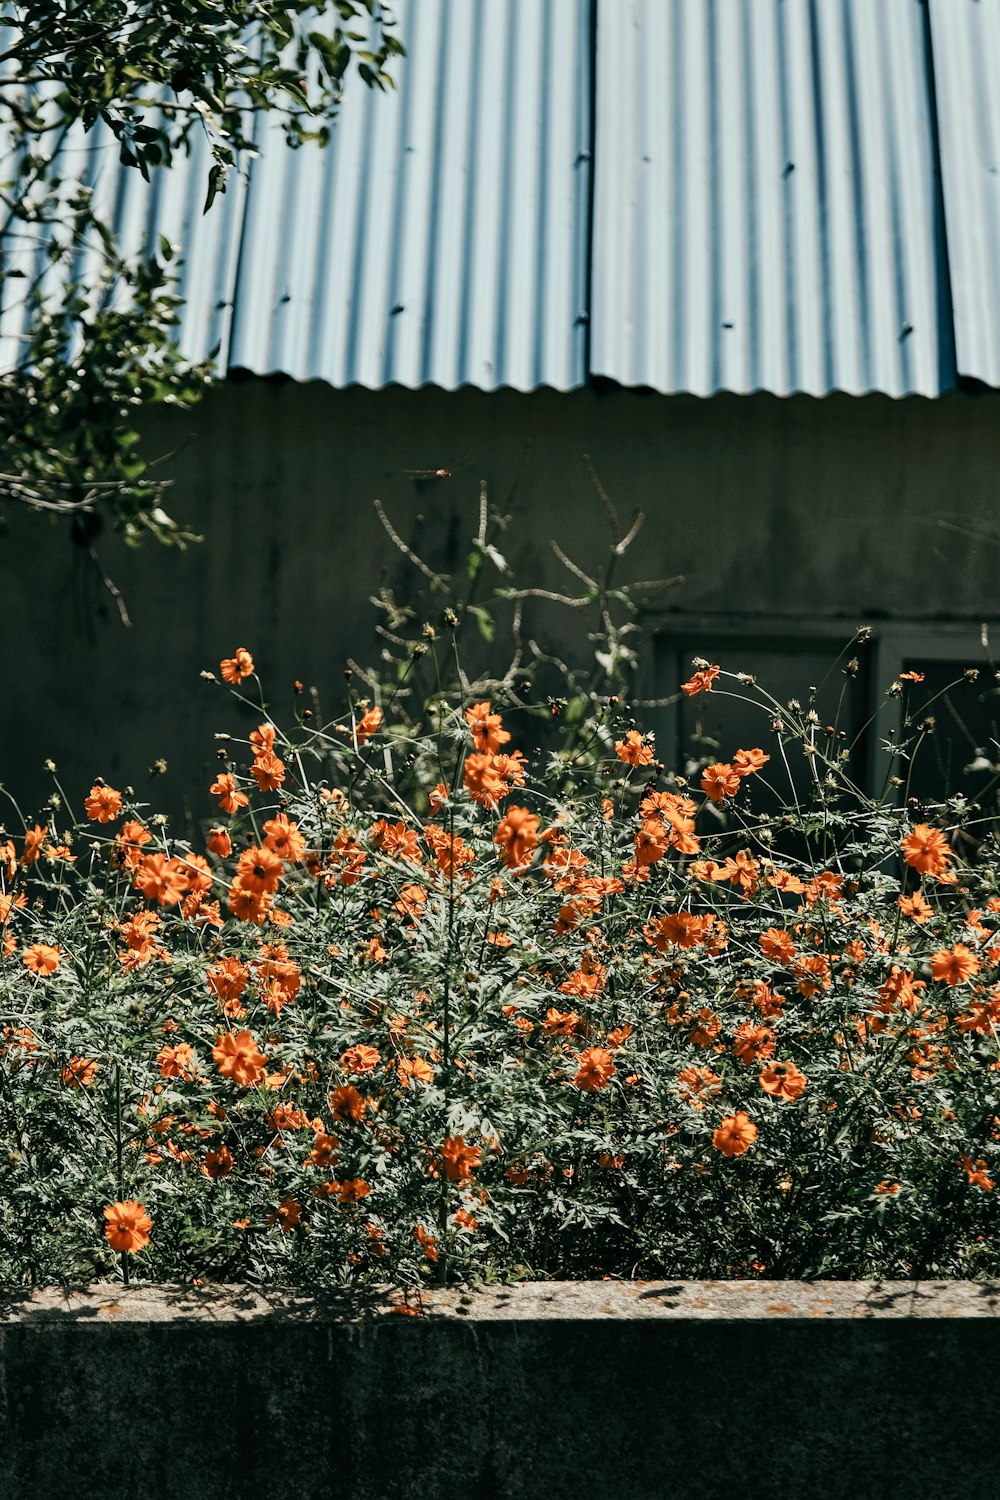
[1,379,998,828]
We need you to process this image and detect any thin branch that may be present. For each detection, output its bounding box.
[550,540,597,590]
[476,479,488,550]
[373,498,446,586]
[613,508,645,557]
[582,452,620,541]
[86,543,132,628]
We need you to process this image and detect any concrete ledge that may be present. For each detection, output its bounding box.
[3,1281,1000,1499]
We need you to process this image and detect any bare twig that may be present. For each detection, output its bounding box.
[374,498,447,587]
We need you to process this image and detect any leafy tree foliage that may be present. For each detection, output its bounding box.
[0,1,403,598]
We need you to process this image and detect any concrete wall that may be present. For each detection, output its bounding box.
[3,1280,1000,1499]
[3,381,1000,822]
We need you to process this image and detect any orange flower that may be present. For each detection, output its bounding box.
[235,845,284,896]
[465,701,511,754]
[249,723,277,758]
[414,1223,439,1262]
[898,890,932,924]
[759,1060,808,1101]
[330,1084,369,1122]
[494,805,540,870]
[103,1200,152,1253]
[306,1131,340,1168]
[20,824,47,864]
[901,823,952,878]
[84,784,122,823]
[560,957,606,1000]
[114,820,152,871]
[389,876,425,924]
[542,1008,581,1036]
[206,956,249,1004]
[370,819,423,865]
[688,1008,722,1047]
[732,748,769,777]
[876,966,926,1013]
[493,750,527,793]
[733,1023,775,1065]
[726,850,761,899]
[226,884,271,925]
[262,813,307,862]
[202,1145,234,1178]
[268,1196,303,1231]
[572,1046,617,1091]
[397,1055,435,1088]
[22,943,61,975]
[269,1103,310,1133]
[212,1028,267,1087]
[793,952,831,997]
[959,1156,995,1191]
[256,953,301,1014]
[712,1112,758,1157]
[340,1044,381,1075]
[250,750,286,792]
[681,665,720,696]
[758,928,797,964]
[220,648,254,684]
[351,706,383,748]
[645,912,713,951]
[175,853,213,898]
[157,1042,197,1080]
[134,853,187,906]
[634,820,670,867]
[61,1055,97,1087]
[207,827,232,858]
[955,993,1000,1035]
[930,944,980,987]
[439,1135,483,1183]
[210,773,249,814]
[676,1065,722,1108]
[334,1178,371,1204]
[463,752,507,808]
[701,763,741,803]
[615,730,654,767]
[765,868,807,895]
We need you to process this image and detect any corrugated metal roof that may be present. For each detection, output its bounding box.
[5,0,1000,396]
[229,0,593,389]
[0,107,247,373]
[928,0,1000,389]
[590,0,956,397]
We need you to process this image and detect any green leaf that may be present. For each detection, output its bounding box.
[468,605,495,643]
[203,163,225,214]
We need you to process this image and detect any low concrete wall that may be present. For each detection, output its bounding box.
[2,1281,999,1499]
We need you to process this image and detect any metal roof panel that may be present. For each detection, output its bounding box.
[928,0,1000,387]
[227,0,593,390]
[590,0,957,397]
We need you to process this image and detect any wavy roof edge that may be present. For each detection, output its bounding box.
[2,0,1000,399]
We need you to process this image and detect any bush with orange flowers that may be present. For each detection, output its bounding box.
[4,601,1000,1288]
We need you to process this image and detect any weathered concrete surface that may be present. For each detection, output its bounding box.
[4,382,1000,821]
[2,1281,999,1499]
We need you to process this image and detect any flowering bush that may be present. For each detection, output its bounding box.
[2,639,999,1288]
